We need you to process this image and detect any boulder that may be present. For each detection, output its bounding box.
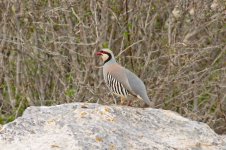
[0,103,225,150]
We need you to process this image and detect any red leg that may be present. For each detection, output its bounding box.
[127,100,132,106]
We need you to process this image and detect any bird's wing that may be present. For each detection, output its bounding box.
[125,69,146,96]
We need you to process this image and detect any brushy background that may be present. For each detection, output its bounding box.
[0,0,225,134]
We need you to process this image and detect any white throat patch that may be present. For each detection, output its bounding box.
[101,54,109,62]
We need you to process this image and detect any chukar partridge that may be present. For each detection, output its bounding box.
[96,48,152,107]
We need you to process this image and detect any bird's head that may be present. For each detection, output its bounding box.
[96,48,115,64]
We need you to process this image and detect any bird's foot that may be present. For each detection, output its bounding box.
[120,97,126,105]
[120,101,126,105]
[127,101,132,107]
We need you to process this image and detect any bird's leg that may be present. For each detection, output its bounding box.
[127,100,132,106]
[120,96,126,105]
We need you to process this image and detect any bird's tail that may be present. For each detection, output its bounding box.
[138,94,153,107]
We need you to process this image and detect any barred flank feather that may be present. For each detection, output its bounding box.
[106,73,128,96]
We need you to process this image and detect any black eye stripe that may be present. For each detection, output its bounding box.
[101,51,109,55]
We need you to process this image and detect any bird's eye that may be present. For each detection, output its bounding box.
[101,51,106,54]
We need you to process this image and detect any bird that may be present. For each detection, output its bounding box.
[96,48,153,107]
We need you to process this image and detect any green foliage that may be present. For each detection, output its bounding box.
[84,11,92,17]
[66,74,74,83]
[65,88,76,98]
[155,16,164,30]
[7,115,16,123]
[127,23,132,30]
[198,93,210,104]
[0,92,29,124]
[0,117,3,124]
[102,42,109,48]
[123,31,130,38]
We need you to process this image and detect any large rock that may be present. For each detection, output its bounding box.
[0,103,225,150]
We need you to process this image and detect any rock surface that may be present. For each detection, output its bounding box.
[0,103,225,150]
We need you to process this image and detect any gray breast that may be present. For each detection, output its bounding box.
[106,73,128,97]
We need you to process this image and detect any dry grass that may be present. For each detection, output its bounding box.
[0,0,225,134]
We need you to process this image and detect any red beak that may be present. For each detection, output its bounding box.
[96,51,102,56]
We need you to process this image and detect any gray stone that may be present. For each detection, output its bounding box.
[0,103,225,150]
